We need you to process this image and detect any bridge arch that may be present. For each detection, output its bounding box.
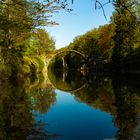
[48,50,88,70]
[52,50,87,62]
[47,50,88,92]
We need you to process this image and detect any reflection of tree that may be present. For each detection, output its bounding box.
[0,76,57,139]
[30,84,56,114]
[70,74,140,139]
[71,75,116,113]
[112,75,140,140]
[0,80,33,140]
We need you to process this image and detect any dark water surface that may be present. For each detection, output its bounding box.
[35,90,117,140]
[1,71,140,140]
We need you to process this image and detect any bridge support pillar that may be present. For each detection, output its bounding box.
[62,57,68,69]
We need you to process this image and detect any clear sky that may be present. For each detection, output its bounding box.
[46,0,115,49]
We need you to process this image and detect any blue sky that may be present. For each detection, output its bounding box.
[46,0,115,49]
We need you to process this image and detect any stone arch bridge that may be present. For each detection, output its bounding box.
[49,50,88,70]
[47,50,88,92]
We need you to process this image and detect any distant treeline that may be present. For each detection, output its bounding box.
[60,0,140,72]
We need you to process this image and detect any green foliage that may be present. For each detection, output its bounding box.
[0,0,57,79]
[0,0,58,48]
[111,0,138,69]
[34,56,45,72]
[67,24,113,70]
[66,1,140,71]
[26,29,55,56]
[0,0,31,48]
[22,56,45,76]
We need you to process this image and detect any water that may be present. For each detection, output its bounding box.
[0,71,140,140]
[35,90,117,140]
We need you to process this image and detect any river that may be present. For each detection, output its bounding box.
[0,70,140,140]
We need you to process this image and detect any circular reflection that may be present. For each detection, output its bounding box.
[48,68,86,92]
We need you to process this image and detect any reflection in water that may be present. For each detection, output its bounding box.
[0,75,57,140]
[79,74,140,140]
[1,69,140,139]
[48,68,140,140]
[0,80,32,140]
[48,68,86,92]
[111,75,140,140]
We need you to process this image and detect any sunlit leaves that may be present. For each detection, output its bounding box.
[68,24,113,63]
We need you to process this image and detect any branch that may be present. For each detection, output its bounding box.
[95,0,107,20]
[98,0,113,8]
[46,0,59,7]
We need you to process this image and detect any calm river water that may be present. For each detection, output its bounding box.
[0,70,140,140]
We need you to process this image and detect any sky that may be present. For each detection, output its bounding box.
[46,0,115,49]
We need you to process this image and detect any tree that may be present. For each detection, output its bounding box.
[68,24,113,66]
[0,0,61,57]
[111,0,137,70]
[0,0,61,48]
[0,0,31,49]
[0,0,60,77]
[32,29,55,55]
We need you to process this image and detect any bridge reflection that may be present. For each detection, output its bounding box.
[47,50,88,91]
[48,69,87,92]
